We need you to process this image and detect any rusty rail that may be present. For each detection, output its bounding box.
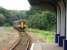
[8,30,32,50]
[9,37,20,50]
[8,30,21,50]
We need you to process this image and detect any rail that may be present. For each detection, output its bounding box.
[8,31,32,50]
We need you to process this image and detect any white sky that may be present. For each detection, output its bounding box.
[0,0,31,10]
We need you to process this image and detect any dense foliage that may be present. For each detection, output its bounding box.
[27,9,56,31]
[0,7,56,31]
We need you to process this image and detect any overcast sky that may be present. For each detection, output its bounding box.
[0,0,31,10]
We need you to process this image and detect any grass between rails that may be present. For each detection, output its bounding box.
[30,28,55,43]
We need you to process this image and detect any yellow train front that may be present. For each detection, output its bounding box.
[13,20,27,32]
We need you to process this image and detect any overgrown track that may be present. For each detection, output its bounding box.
[12,31,32,50]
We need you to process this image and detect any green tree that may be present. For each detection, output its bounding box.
[0,14,6,26]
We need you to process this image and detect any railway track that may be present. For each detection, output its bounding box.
[10,31,32,50]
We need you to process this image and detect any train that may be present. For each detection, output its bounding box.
[13,20,27,32]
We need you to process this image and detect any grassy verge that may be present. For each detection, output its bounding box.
[30,28,55,43]
[3,26,12,32]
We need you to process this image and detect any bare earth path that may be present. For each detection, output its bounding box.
[0,27,19,50]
